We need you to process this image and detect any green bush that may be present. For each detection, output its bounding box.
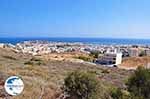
[126,67,150,99]
[139,51,146,57]
[110,88,136,99]
[63,71,102,99]
[110,67,150,99]
[111,88,123,99]
[76,56,92,62]
[90,51,101,58]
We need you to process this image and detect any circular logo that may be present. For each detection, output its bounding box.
[4,76,24,96]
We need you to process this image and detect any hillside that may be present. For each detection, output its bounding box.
[0,48,132,99]
[120,56,150,69]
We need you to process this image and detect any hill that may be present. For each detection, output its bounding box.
[0,47,132,99]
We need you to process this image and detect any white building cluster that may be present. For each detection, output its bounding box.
[1,41,150,67]
[16,41,90,55]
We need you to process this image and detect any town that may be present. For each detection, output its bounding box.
[1,40,150,67]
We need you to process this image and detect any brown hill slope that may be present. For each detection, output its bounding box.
[120,56,150,69]
[0,48,132,99]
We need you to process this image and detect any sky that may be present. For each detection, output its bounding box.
[0,0,150,38]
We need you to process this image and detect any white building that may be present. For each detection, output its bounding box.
[0,43,4,48]
[96,50,122,67]
[128,48,139,57]
[145,49,150,56]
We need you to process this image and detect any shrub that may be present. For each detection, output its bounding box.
[24,57,45,65]
[63,71,102,99]
[30,57,42,61]
[126,67,150,99]
[102,69,110,74]
[90,51,101,58]
[2,55,16,60]
[110,88,134,99]
[139,51,146,57]
[76,56,92,62]
[111,88,123,99]
[24,61,34,65]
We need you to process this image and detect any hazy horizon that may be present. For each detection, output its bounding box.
[1,36,150,40]
[0,0,150,39]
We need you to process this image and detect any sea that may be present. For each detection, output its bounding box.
[0,37,150,45]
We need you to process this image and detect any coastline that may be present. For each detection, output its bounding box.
[0,37,150,45]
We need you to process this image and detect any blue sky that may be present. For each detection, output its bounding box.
[0,0,150,38]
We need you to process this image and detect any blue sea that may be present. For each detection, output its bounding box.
[0,37,150,45]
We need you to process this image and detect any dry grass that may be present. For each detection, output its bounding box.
[119,56,150,69]
[0,48,132,99]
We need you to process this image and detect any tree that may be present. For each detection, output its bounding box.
[63,71,102,99]
[126,67,150,99]
[139,51,146,57]
[90,51,101,58]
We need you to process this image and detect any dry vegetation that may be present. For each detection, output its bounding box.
[0,48,132,99]
[120,56,150,69]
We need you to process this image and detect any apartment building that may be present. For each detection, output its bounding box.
[96,49,122,67]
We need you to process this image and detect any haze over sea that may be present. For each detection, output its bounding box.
[0,37,150,45]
